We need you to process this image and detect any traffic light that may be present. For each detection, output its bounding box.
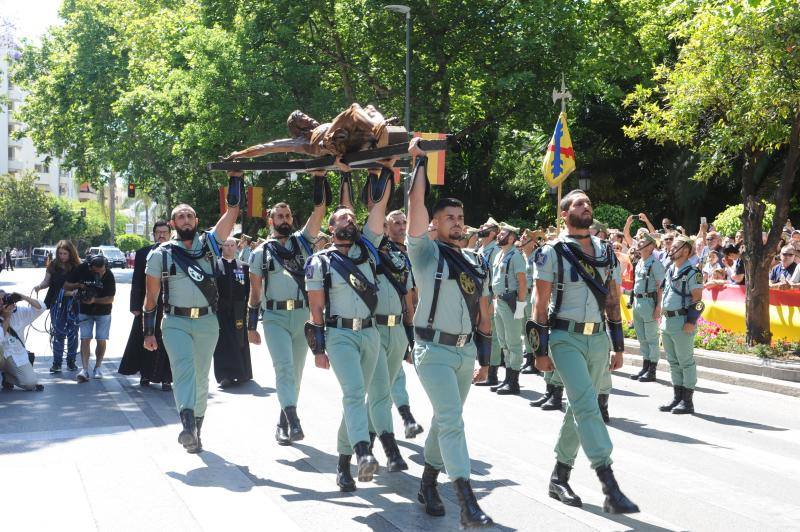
[127,181,136,198]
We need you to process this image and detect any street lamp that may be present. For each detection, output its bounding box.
[577,168,591,191]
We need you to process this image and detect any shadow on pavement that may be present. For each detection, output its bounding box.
[214,380,275,397]
[580,503,678,532]
[692,412,787,431]
[610,417,726,447]
[611,388,649,398]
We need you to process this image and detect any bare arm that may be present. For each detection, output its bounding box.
[303,170,329,237]
[534,279,552,323]
[402,291,415,325]
[623,215,634,247]
[515,271,527,302]
[365,170,392,237]
[605,279,622,324]
[407,138,429,238]
[212,171,243,241]
[92,295,114,305]
[35,272,52,291]
[640,213,656,234]
[308,289,325,325]
[478,295,492,334]
[248,272,263,308]
[143,274,161,312]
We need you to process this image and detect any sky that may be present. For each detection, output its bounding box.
[0,0,63,43]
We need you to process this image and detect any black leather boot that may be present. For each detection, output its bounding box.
[283,406,305,442]
[368,431,377,454]
[489,367,509,392]
[397,405,424,438]
[378,432,408,472]
[596,465,640,514]
[639,359,657,382]
[672,387,695,415]
[520,353,540,374]
[496,369,520,395]
[453,478,494,528]
[548,461,582,507]
[659,386,684,412]
[336,454,356,492]
[178,408,198,451]
[598,393,610,424]
[417,463,445,516]
[353,441,379,482]
[630,360,649,380]
[275,411,291,446]
[530,384,553,407]
[189,416,204,454]
[474,365,498,386]
[541,385,564,411]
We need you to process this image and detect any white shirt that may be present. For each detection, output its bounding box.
[1,300,46,366]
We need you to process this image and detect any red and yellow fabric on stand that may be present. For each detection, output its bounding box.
[412,132,446,185]
[620,285,800,341]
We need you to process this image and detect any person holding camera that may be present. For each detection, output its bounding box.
[64,254,116,382]
[0,290,46,391]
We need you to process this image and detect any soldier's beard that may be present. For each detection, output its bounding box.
[335,223,360,242]
[176,226,197,241]
[568,211,592,229]
[498,234,512,246]
[275,223,292,236]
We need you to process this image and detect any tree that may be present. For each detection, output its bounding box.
[625,0,800,344]
[0,174,52,250]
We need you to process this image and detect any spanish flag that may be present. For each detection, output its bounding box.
[542,112,576,188]
[219,186,265,218]
[413,132,446,185]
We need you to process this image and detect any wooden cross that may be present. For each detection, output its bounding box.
[551,73,572,114]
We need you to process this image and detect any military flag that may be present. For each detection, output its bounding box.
[542,112,576,188]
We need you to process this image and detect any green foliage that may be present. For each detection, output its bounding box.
[593,204,632,231]
[0,174,52,250]
[713,203,776,237]
[116,233,150,252]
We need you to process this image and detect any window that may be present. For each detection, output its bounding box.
[35,163,50,174]
[8,147,21,161]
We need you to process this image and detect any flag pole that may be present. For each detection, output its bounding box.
[556,184,562,229]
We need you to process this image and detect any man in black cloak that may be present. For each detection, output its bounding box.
[214,237,253,387]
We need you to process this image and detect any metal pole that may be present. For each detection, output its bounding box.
[403,11,412,212]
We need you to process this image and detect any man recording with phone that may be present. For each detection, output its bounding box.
[0,290,46,391]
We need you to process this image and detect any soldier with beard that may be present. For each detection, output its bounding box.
[528,189,639,514]
[247,171,329,446]
[143,171,242,453]
[304,164,393,491]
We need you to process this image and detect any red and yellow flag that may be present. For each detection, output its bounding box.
[542,112,576,187]
[413,132,446,185]
[219,186,264,217]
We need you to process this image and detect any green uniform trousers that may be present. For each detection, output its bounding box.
[489,313,503,366]
[328,327,380,455]
[632,297,660,362]
[544,369,563,386]
[262,308,309,409]
[660,316,697,389]
[549,329,613,469]
[494,300,524,371]
[414,340,475,480]
[368,324,409,434]
[161,314,219,417]
[390,364,410,407]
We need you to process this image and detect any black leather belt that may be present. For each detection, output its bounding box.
[375,314,403,327]
[265,299,305,310]
[326,317,374,331]
[414,327,473,347]
[165,304,213,319]
[552,318,605,335]
[663,309,688,317]
[634,292,658,299]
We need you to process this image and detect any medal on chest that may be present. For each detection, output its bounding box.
[187,264,205,282]
[459,272,476,294]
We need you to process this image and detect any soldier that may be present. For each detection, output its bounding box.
[489,223,527,395]
[518,229,541,375]
[474,217,503,387]
[528,189,639,514]
[658,235,704,415]
[304,165,393,491]
[406,138,494,528]
[628,233,665,383]
[246,172,329,445]
[143,171,242,453]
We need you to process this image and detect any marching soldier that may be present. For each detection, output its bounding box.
[628,233,665,383]
[658,235,704,415]
[489,223,527,395]
[518,229,540,375]
[143,171,242,453]
[406,138,494,528]
[474,217,503,387]
[528,189,639,514]
[304,166,392,491]
[247,171,328,445]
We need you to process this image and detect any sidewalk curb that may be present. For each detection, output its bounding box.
[623,339,800,398]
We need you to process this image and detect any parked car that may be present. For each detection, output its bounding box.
[31,246,57,268]
[86,246,127,269]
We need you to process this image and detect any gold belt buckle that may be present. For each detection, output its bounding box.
[190,307,200,319]
[582,322,594,335]
[387,315,397,327]
[286,299,295,311]
[352,318,362,331]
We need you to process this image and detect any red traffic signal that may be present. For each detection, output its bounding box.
[127,181,135,198]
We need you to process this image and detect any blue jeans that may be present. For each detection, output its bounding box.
[52,329,78,366]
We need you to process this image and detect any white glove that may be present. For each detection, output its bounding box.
[513,304,526,320]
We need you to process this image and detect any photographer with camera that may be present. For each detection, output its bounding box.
[0,290,46,391]
[64,254,116,382]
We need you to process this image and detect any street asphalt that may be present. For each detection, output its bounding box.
[1,267,798,531]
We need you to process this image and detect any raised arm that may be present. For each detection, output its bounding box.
[365,165,394,237]
[213,170,243,241]
[623,215,634,248]
[303,169,329,238]
[407,137,429,238]
[639,213,656,234]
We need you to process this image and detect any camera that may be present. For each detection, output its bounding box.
[2,293,22,306]
[76,278,104,302]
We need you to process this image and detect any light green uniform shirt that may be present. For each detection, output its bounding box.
[633,254,666,295]
[407,234,490,335]
[491,246,527,296]
[145,230,223,309]
[238,246,252,264]
[363,226,413,317]
[533,236,621,323]
[661,262,703,312]
[305,233,382,320]
[479,240,500,278]
[248,228,314,307]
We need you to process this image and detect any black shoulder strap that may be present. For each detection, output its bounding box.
[550,244,565,323]
[6,323,24,346]
[261,243,270,297]
[161,248,170,307]
[426,251,446,328]
[502,249,515,293]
